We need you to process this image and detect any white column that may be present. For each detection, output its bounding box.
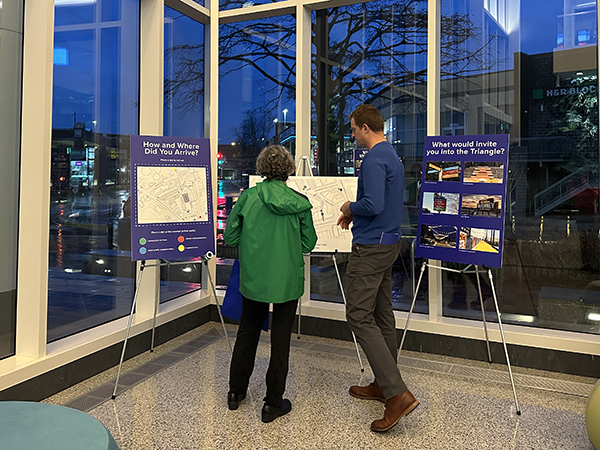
[427,0,443,321]
[295,4,312,166]
[204,0,220,301]
[297,4,313,306]
[136,0,165,319]
[16,0,55,359]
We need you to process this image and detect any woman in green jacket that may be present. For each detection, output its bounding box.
[223,145,317,423]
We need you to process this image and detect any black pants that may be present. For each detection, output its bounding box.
[229,296,298,407]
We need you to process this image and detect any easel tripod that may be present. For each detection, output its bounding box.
[293,156,364,371]
[111,251,230,399]
[398,261,521,415]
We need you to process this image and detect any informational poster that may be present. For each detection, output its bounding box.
[130,135,214,261]
[415,134,509,268]
[249,176,357,252]
[354,148,368,176]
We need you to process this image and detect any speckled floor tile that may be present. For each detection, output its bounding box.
[77,324,593,449]
[43,322,218,405]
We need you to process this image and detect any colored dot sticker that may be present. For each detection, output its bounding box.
[139,247,147,255]
[178,236,185,243]
[178,245,185,252]
[139,237,147,245]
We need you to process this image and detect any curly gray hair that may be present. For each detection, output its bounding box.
[256,145,295,181]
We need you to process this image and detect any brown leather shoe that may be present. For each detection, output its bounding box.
[349,382,386,403]
[370,390,419,432]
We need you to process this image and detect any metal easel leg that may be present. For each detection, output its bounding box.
[474,265,492,363]
[149,261,164,353]
[398,263,427,358]
[488,268,521,415]
[411,239,416,298]
[332,251,364,372]
[203,252,233,353]
[112,260,146,399]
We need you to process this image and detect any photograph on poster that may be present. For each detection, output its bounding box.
[420,224,458,248]
[424,161,462,182]
[463,161,504,183]
[461,194,502,217]
[459,227,500,253]
[422,192,460,215]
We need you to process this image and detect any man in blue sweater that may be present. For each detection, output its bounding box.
[338,104,419,432]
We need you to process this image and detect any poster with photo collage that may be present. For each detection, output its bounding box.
[415,134,509,268]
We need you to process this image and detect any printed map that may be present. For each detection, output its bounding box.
[137,166,209,224]
[250,176,357,253]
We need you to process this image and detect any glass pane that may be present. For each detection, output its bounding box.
[49,0,139,342]
[0,1,23,360]
[55,0,96,26]
[164,7,205,139]
[217,16,296,286]
[310,1,428,312]
[441,0,600,334]
[220,0,276,12]
[161,6,205,303]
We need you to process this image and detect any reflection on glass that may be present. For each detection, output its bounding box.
[161,6,205,303]
[310,1,428,311]
[219,0,276,12]
[441,0,600,334]
[215,16,296,286]
[49,0,139,342]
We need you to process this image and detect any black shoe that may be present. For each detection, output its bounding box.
[227,392,246,410]
[261,399,292,423]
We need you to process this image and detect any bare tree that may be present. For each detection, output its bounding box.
[232,109,274,159]
[164,0,504,171]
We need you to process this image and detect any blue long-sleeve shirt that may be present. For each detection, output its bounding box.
[349,140,405,245]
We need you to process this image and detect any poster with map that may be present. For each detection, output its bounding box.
[250,176,357,253]
[130,135,214,261]
[415,134,509,268]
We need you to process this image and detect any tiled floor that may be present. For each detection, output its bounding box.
[44,323,596,449]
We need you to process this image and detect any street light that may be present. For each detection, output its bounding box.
[282,109,288,124]
[273,118,279,143]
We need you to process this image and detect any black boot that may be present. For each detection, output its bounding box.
[227,392,246,410]
[261,399,292,423]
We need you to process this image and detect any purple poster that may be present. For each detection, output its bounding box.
[130,135,214,261]
[354,148,368,176]
[415,134,509,268]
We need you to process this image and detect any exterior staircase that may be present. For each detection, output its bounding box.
[534,169,598,216]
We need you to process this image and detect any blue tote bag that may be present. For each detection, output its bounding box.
[221,259,269,331]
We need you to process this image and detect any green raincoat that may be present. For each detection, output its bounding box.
[223,179,317,303]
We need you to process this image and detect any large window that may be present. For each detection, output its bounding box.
[216,15,296,286]
[310,1,429,312]
[219,0,281,12]
[441,0,600,334]
[160,6,206,303]
[49,0,139,342]
[0,2,23,359]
